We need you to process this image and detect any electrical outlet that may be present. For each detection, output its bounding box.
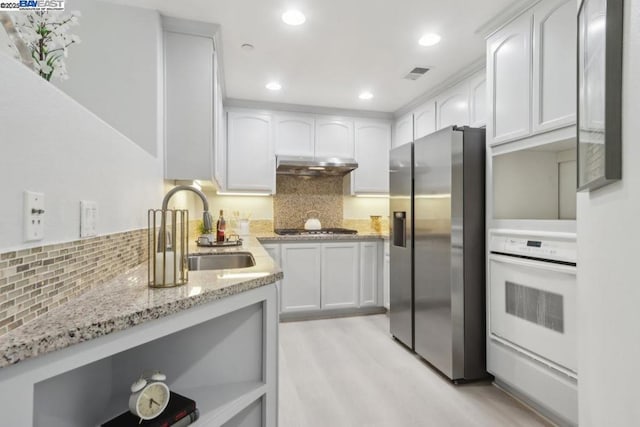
[80,200,98,238]
[24,191,45,241]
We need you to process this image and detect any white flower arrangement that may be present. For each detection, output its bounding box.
[12,10,80,81]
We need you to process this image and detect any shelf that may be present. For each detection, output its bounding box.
[186,381,266,426]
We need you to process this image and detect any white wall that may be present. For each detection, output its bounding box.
[343,196,389,219]
[54,0,162,156]
[577,0,640,424]
[0,51,164,251]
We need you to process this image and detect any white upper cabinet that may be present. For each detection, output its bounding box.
[487,0,576,146]
[274,113,315,157]
[226,110,275,192]
[314,118,355,158]
[393,113,413,147]
[352,120,391,194]
[437,81,471,130]
[413,99,436,140]
[487,12,532,145]
[164,30,214,180]
[532,0,577,133]
[468,70,487,128]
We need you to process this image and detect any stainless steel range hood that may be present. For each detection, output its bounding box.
[276,156,358,177]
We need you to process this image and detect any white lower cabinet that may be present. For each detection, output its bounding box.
[359,241,379,307]
[272,240,383,315]
[280,243,321,313]
[262,244,282,312]
[321,243,359,309]
[383,240,390,309]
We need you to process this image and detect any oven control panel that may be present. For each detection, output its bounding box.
[489,233,577,264]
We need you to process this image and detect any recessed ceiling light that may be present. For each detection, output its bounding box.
[418,33,442,47]
[282,10,306,26]
[266,81,282,91]
[359,91,374,100]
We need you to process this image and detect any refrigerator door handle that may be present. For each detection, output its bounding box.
[392,211,407,247]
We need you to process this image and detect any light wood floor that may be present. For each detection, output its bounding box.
[279,314,552,427]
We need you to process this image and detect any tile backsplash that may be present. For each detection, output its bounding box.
[274,176,343,229]
[0,229,147,336]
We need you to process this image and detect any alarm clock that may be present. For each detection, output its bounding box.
[129,371,171,421]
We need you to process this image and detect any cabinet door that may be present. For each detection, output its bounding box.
[468,70,487,128]
[393,113,413,147]
[262,244,282,313]
[213,58,226,190]
[487,12,532,144]
[226,111,274,192]
[280,244,321,312]
[532,0,576,133]
[413,100,436,140]
[353,120,391,194]
[274,114,315,156]
[321,243,359,309]
[314,118,354,158]
[436,82,470,130]
[359,242,380,307]
[165,31,213,180]
[383,240,390,309]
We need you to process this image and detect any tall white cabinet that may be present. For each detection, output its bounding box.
[163,18,223,184]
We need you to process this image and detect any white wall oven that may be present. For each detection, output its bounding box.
[488,229,577,426]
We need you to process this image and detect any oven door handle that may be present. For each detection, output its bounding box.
[489,253,577,274]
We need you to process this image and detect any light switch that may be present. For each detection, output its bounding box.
[80,200,98,238]
[24,191,45,241]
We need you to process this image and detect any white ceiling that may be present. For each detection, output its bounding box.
[105,0,516,113]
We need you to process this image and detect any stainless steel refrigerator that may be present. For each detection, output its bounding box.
[389,126,487,382]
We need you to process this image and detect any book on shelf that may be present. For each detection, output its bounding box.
[101,391,197,427]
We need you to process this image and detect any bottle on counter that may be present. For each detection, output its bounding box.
[216,209,226,242]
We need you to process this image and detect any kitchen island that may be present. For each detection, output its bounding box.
[0,237,282,427]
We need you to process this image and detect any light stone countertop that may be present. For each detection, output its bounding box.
[0,237,282,368]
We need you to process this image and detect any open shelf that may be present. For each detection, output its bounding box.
[34,302,266,427]
[187,381,266,425]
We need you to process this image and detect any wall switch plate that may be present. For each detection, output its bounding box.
[24,191,45,241]
[80,200,98,238]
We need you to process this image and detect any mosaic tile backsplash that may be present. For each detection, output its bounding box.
[0,229,147,336]
[274,176,343,229]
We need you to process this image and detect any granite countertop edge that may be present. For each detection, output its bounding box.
[256,233,389,242]
[0,237,282,369]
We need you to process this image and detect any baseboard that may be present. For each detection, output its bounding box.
[279,306,387,322]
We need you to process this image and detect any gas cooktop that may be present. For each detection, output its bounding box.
[274,228,358,236]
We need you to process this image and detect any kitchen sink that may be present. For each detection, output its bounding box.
[188,252,256,270]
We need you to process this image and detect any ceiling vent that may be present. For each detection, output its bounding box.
[403,67,430,80]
